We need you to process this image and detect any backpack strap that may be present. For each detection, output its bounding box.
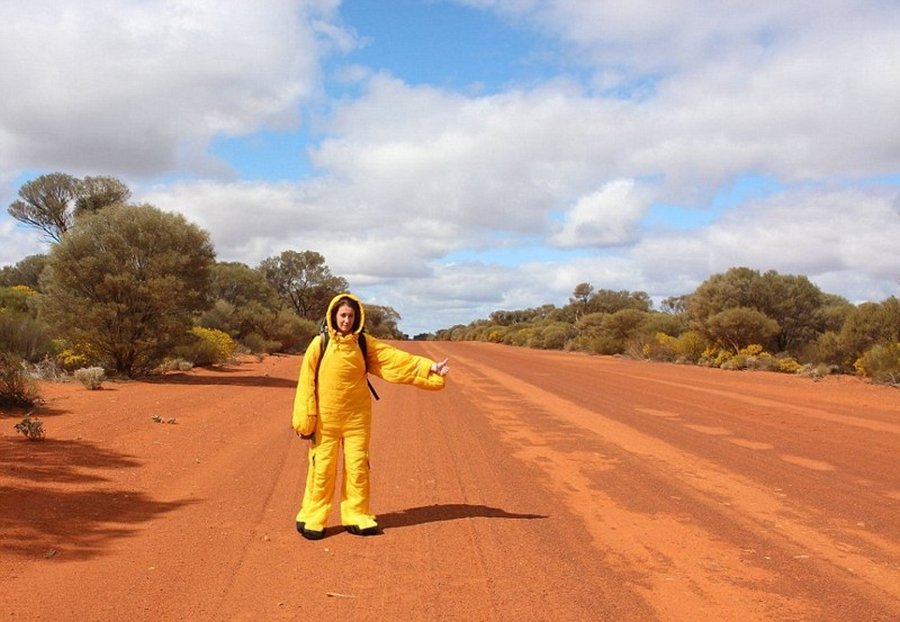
[358,333,380,401]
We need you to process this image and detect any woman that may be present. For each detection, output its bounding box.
[291,293,450,539]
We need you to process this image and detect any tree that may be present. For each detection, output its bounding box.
[365,304,404,339]
[568,282,594,321]
[661,294,690,314]
[8,172,131,242]
[756,271,823,352]
[839,297,900,364]
[41,204,215,375]
[199,261,284,348]
[689,267,761,321]
[0,254,48,290]
[258,250,348,321]
[74,175,132,218]
[602,308,649,347]
[706,307,780,353]
[8,173,79,242]
[690,267,827,354]
[210,261,280,309]
[0,286,52,362]
[585,289,651,314]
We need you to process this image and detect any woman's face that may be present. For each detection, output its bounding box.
[335,303,355,336]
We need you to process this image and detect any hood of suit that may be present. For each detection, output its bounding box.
[325,292,366,336]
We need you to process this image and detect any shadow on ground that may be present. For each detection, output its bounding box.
[0,436,195,561]
[144,371,296,389]
[379,503,547,529]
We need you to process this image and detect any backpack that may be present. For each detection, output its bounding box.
[315,321,380,401]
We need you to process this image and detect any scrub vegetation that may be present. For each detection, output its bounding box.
[0,172,408,407]
[433,271,900,387]
[2,170,897,415]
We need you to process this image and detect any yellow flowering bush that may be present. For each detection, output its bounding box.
[188,327,236,365]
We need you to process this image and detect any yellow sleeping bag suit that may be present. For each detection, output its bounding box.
[292,293,445,539]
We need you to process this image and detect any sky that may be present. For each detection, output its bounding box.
[1,0,899,336]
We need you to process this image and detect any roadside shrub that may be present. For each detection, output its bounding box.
[854,342,900,386]
[625,337,648,360]
[196,327,236,361]
[642,330,711,364]
[55,342,104,372]
[673,331,708,364]
[157,357,194,373]
[0,352,40,407]
[799,363,836,380]
[720,354,748,370]
[73,366,105,390]
[32,355,67,382]
[798,331,844,367]
[715,345,798,373]
[776,356,803,374]
[699,346,733,368]
[643,332,678,362]
[265,311,317,353]
[57,348,89,371]
[0,309,54,362]
[486,327,508,343]
[589,334,626,355]
[15,415,45,441]
[533,322,577,350]
[503,327,534,347]
[176,327,236,366]
[241,332,281,355]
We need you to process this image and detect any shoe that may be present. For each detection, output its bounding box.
[296,521,325,540]
[344,524,379,536]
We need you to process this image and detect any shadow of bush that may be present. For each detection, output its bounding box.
[0,436,195,560]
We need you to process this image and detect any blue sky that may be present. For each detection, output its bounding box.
[1,0,899,335]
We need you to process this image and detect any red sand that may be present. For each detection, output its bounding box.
[2,342,898,620]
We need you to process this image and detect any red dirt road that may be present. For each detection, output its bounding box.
[2,342,899,621]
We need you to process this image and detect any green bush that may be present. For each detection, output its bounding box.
[533,322,577,350]
[175,327,236,367]
[0,309,54,362]
[15,415,45,441]
[265,311,317,353]
[241,332,282,354]
[673,331,708,363]
[0,353,40,407]
[799,363,836,380]
[776,355,802,374]
[854,342,900,386]
[157,358,194,373]
[643,332,678,362]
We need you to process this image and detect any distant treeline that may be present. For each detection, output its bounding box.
[0,173,403,399]
[1,172,898,397]
[430,269,900,386]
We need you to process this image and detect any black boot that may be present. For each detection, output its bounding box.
[296,521,325,540]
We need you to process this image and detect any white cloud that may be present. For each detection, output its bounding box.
[0,220,45,267]
[2,0,899,335]
[550,179,647,248]
[0,0,346,177]
[631,187,900,301]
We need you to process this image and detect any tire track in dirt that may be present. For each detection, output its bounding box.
[445,344,900,621]
[308,341,653,621]
[4,346,898,621]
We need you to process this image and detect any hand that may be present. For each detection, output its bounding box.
[430,359,450,376]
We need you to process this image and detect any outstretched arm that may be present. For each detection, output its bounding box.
[367,337,448,390]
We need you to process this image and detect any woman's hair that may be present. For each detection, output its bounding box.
[331,296,362,332]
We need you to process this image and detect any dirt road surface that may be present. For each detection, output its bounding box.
[2,342,898,621]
